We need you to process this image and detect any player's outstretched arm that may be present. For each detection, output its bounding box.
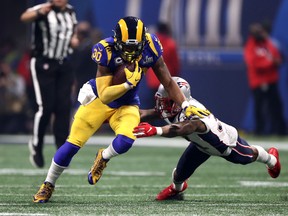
[140,109,159,122]
[133,120,202,138]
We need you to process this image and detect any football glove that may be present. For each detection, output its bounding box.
[133,122,158,138]
[125,61,142,87]
[77,82,97,105]
[185,105,210,118]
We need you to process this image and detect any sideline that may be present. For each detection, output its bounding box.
[0,135,288,150]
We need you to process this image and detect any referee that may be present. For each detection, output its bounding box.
[20,0,79,168]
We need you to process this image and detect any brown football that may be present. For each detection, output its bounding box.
[112,62,136,85]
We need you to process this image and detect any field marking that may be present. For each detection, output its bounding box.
[0,181,286,189]
[0,213,47,216]
[0,193,285,202]
[0,193,280,198]
[1,135,288,150]
[240,181,288,187]
[0,169,165,176]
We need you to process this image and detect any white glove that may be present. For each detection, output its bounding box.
[77,82,97,105]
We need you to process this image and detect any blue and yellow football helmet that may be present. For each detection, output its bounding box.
[114,16,147,62]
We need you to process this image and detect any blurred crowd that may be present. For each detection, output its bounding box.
[0,38,29,133]
[0,21,102,134]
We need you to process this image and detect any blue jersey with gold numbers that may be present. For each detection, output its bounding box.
[91,33,163,108]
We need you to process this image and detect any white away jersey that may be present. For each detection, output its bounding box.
[164,98,238,156]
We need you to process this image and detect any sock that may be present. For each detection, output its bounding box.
[173,182,185,191]
[45,160,66,186]
[111,134,134,154]
[102,143,118,160]
[253,145,276,168]
[54,141,80,167]
[171,168,185,191]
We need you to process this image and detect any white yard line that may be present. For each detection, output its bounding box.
[0,214,48,216]
[0,176,286,188]
[240,181,288,187]
[1,135,288,150]
[0,169,165,176]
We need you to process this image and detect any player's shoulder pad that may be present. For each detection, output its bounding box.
[91,37,114,66]
[145,33,163,58]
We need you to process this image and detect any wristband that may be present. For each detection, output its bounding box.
[156,127,163,135]
[123,82,133,90]
[181,101,190,109]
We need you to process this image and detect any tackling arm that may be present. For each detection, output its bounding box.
[161,121,198,137]
[140,109,159,122]
[133,120,206,138]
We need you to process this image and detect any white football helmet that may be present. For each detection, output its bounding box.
[155,77,192,119]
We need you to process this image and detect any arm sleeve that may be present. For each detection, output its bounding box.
[96,76,129,104]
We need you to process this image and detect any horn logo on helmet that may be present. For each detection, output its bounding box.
[114,16,147,62]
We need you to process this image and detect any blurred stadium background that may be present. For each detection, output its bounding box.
[1,0,288,135]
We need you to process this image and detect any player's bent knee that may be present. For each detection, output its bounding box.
[54,141,80,167]
[112,134,134,154]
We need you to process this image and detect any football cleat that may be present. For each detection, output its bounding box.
[88,149,109,185]
[156,181,188,201]
[33,182,54,203]
[267,147,281,178]
[29,140,44,168]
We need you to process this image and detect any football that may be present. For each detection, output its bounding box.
[112,62,136,85]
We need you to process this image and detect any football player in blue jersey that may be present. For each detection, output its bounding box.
[32,16,210,203]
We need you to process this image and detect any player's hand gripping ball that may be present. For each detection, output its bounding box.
[124,61,142,88]
[112,62,136,85]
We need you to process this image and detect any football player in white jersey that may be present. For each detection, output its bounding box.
[133,77,281,201]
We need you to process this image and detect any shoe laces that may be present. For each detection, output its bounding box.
[37,183,54,197]
[91,155,107,176]
[166,185,177,194]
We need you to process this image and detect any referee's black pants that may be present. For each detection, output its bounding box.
[30,57,74,152]
[252,83,287,135]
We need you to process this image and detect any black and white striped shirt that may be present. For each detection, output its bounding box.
[29,4,77,60]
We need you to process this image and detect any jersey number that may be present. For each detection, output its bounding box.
[92,48,102,62]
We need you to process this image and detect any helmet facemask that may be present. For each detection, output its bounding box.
[115,38,145,62]
[154,77,192,119]
[114,16,146,62]
[155,94,181,119]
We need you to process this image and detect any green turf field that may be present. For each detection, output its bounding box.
[0,141,287,216]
